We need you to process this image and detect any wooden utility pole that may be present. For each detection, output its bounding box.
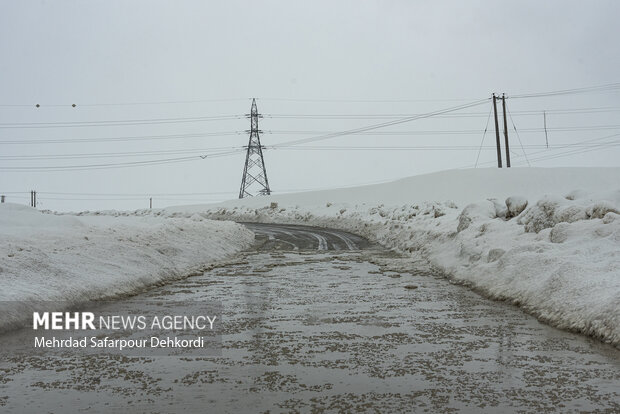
[543,110,549,148]
[492,94,502,168]
[149,197,152,209]
[502,94,510,168]
[30,190,37,208]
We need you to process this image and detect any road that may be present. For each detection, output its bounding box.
[0,222,619,413]
[242,222,373,251]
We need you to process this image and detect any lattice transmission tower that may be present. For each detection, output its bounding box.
[239,98,271,198]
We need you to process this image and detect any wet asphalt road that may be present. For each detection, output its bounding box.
[0,222,619,413]
[241,222,373,251]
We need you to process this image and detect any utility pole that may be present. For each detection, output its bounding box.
[492,94,502,168]
[543,110,549,148]
[239,98,271,198]
[502,94,510,168]
[149,197,152,209]
[1,195,5,203]
[30,190,36,208]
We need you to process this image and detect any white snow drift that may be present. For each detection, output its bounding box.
[0,204,253,332]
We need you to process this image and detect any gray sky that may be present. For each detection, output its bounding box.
[1,0,619,211]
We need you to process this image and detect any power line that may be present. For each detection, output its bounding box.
[0,191,238,200]
[475,107,493,167]
[0,149,243,172]
[37,191,237,196]
[266,85,620,102]
[0,98,250,108]
[5,106,620,120]
[2,87,618,176]
[0,114,243,129]
[0,131,243,145]
[270,99,490,148]
[506,106,531,166]
[508,82,620,99]
[28,196,233,202]
[512,139,620,166]
[258,97,479,103]
[267,142,620,151]
[2,105,619,135]
[0,146,241,161]
[4,142,615,163]
[264,107,620,119]
[261,124,620,137]
[471,132,620,168]
[2,123,619,148]
[2,82,618,110]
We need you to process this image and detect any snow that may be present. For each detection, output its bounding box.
[158,167,620,347]
[505,196,528,218]
[183,167,618,209]
[0,203,254,332]
[2,166,619,347]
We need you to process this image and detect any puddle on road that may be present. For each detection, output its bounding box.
[1,242,619,413]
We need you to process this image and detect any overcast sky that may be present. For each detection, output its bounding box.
[1,0,619,211]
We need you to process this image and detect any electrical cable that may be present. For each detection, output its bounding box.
[0,149,243,172]
[264,106,620,119]
[263,124,620,136]
[509,82,620,99]
[0,131,243,145]
[474,106,493,167]
[0,115,243,129]
[270,99,490,148]
[268,143,620,150]
[469,132,620,168]
[0,98,249,108]
[0,146,241,161]
[506,107,531,166]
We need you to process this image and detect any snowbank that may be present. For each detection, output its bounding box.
[0,204,254,332]
[9,167,617,346]
[157,167,620,346]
